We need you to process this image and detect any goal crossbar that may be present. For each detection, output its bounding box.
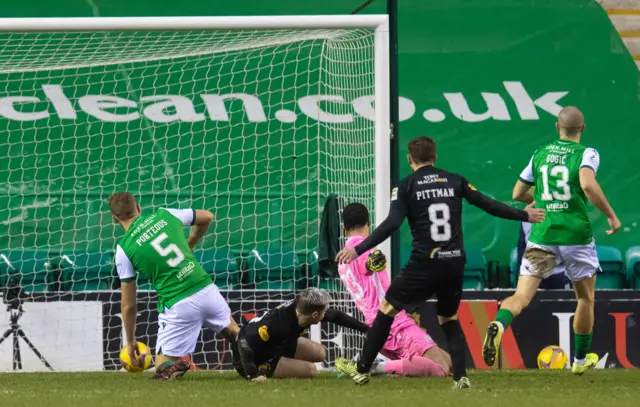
[0,15,389,32]
[0,14,393,370]
[0,14,391,273]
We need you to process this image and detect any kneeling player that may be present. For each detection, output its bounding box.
[336,203,451,377]
[110,192,240,380]
[232,288,368,381]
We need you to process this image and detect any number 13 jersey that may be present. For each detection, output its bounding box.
[115,208,212,312]
[519,139,599,246]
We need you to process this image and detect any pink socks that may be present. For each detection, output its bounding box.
[383,356,447,377]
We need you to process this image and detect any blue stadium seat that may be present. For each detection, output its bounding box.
[246,248,300,290]
[625,246,640,289]
[194,249,240,289]
[57,252,113,291]
[0,250,54,293]
[464,248,487,290]
[596,246,626,289]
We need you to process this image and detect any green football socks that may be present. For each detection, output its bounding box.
[495,309,514,330]
[574,333,593,361]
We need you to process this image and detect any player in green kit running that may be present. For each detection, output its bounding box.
[482,107,621,375]
[109,192,240,380]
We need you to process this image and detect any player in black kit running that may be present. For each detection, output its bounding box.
[335,136,545,389]
[232,287,368,381]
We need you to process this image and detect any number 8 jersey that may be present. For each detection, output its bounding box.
[115,208,212,312]
[388,166,528,263]
[519,139,599,246]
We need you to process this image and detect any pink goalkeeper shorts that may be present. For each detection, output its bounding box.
[380,323,437,360]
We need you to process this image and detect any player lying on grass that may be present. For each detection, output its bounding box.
[336,202,451,377]
[109,192,240,380]
[483,106,621,375]
[232,287,368,381]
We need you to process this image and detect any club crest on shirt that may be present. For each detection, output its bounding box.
[258,325,270,342]
[258,363,271,373]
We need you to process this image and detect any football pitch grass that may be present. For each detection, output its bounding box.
[1,369,639,407]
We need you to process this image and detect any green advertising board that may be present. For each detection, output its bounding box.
[0,0,638,278]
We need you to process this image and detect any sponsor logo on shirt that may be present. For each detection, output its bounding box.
[417,174,448,185]
[258,325,270,342]
[545,202,569,212]
[430,248,462,259]
[391,188,398,201]
[176,262,195,280]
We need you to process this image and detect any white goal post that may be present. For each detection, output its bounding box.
[0,15,390,371]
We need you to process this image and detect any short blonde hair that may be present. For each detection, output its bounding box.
[108,192,138,221]
[296,288,331,315]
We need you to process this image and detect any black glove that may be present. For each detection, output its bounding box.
[366,249,387,273]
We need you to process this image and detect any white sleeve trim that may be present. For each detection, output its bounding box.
[580,148,600,174]
[519,156,535,184]
[163,208,195,227]
[521,222,531,240]
[115,245,136,281]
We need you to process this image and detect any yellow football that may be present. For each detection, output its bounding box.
[120,342,153,372]
[537,345,568,369]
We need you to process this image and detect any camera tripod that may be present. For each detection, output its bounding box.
[0,303,54,371]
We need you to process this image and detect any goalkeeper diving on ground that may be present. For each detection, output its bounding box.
[336,203,452,377]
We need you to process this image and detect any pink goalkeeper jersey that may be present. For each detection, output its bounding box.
[338,235,415,330]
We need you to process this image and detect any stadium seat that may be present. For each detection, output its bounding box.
[307,250,341,291]
[510,248,520,288]
[194,249,240,289]
[464,248,487,290]
[596,246,626,289]
[0,250,54,293]
[56,252,113,291]
[246,248,300,290]
[625,246,640,289]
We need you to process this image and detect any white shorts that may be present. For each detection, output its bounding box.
[156,284,231,357]
[519,240,600,282]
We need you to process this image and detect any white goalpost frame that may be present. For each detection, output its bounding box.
[0,15,391,371]
[0,14,392,276]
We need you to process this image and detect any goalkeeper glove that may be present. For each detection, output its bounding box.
[366,249,387,273]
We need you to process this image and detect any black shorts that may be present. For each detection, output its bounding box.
[385,258,465,318]
[233,339,298,378]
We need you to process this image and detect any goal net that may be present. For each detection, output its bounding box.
[0,16,389,372]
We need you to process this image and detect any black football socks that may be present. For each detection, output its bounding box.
[357,310,395,374]
[441,319,468,381]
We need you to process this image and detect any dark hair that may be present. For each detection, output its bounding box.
[108,192,138,221]
[408,136,436,164]
[296,288,331,315]
[342,203,370,231]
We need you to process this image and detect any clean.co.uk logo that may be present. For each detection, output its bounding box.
[0,81,567,124]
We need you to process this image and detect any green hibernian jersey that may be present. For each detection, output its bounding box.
[519,139,600,246]
[115,208,212,312]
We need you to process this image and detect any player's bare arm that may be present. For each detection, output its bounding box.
[512,180,535,204]
[579,167,620,235]
[120,280,139,367]
[187,209,215,250]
